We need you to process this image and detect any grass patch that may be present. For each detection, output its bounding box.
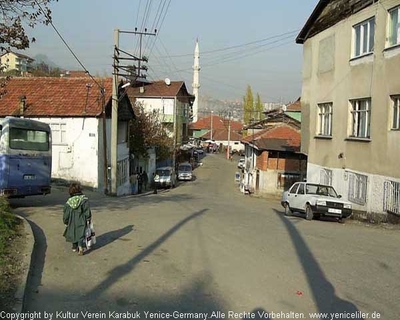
[0,196,21,265]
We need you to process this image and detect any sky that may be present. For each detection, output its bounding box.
[24,0,319,104]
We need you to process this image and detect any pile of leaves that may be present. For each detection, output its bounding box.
[0,196,24,312]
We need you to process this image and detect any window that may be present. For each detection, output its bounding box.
[317,103,333,136]
[288,183,299,194]
[391,96,400,130]
[320,168,333,186]
[9,128,49,151]
[384,180,400,215]
[117,158,128,187]
[353,18,375,57]
[348,172,368,205]
[50,123,67,144]
[388,6,400,47]
[298,184,305,195]
[350,99,371,138]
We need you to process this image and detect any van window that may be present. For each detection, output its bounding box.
[156,169,171,176]
[178,165,192,172]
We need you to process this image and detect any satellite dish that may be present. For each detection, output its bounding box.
[165,78,171,86]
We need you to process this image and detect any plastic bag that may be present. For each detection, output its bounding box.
[85,221,96,249]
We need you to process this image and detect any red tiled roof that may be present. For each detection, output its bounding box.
[241,124,301,152]
[126,80,193,98]
[0,77,112,117]
[200,128,243,141]
[190,114,243,131]
[286,98,301,111]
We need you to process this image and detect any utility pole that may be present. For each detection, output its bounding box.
[210,110,214,140]
[110,29,120,196]
[227,112,231,160]
[110,28,155,196]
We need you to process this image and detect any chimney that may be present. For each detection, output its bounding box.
[19,95,26,117]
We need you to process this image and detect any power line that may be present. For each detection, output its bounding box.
[157,30,299,58]
[33,0,104,91]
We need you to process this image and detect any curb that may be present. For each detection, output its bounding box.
[13,215,35,313]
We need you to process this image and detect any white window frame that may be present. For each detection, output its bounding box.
[384,180,400,215]
[352,17,375,58]
[391,95,400,130]
[388,6,400,47]
[50,123,67,145]
[348,172,368,205]
[350,99,371,139]
[317,103,333,136]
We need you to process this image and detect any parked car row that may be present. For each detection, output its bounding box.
[153,162,194,189]
[281,182,352,222]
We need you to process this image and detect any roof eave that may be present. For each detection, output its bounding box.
[296,0,330,44]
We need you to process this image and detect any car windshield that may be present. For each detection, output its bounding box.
[156,169,170,176]
[306,184,338,197]
[178,165,191,172]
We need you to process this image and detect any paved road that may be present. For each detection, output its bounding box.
[11,153,400,319]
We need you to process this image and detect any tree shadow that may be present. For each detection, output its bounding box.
[87,208,208,300]
[85,225,134,255]
[274,209,364,318]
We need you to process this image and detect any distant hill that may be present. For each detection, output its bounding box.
[32,54,61,69]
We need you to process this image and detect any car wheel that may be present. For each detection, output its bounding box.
[305,204,314,221]
[284,202,292,216]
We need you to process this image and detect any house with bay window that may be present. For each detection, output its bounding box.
[297,0,400,220]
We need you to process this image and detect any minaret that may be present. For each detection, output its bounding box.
[192,39,200,123]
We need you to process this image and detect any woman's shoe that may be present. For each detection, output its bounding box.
[78,246,84,256]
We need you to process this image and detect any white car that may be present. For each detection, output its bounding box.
[281,182,352,221]
[237,158,245,169]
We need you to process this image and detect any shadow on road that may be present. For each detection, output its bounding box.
[86,225,134,254]
[274,209,364,318]
[87,208,209,300]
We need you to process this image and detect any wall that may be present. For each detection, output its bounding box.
[301,0,400,214]
[34,117,99,188]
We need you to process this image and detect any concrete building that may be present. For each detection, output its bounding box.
[0,51,34,74]
[0,77,135,196]
[297,0,400,220]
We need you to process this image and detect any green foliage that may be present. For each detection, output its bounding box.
[129,103,174,161]
[255,93,263,121]
[0,197,20,262]
[243,85,254,125]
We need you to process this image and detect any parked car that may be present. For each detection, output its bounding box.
[177,163,193,181]
[281,182,352,221]
[237,158,245,170]
[154,167,176,188]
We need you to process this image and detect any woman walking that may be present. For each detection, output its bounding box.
[63,182,92,255]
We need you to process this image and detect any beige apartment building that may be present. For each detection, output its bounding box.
[297,0,400,218]
[0,51,34,74]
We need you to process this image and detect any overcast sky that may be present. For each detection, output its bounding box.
[25,0,319,103]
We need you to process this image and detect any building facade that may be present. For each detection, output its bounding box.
[0,77,134,196]
[297,0,400,219]
[0,51,34,74]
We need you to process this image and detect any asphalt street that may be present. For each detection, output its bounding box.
[10,153,400,319]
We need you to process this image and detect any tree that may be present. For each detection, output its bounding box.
[243,85,254,125]
[1,0,57,96]
[129,103,174,162]
[255,93,263,121]
[0,0,56,52]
